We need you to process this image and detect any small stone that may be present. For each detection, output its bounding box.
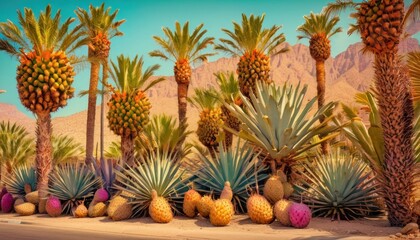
[389,234,395,238]
[396,233,403,237]
[401,223,419,235]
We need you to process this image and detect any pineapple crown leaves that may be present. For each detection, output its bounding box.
[149,21,216,64]
[224,81,341,162]
[215,13,289,57]
[215,71,240,103]
[0,121,35,169]
[114,150,189,217]
[2,165,37,196]
[297,148,380,220]
[296,12,342,41]
[48,163,101,214]
[193,140,268,213]
[75,3,125,39]
[109,54,165,96]
[0,5,86,58]
[187,88,221,111]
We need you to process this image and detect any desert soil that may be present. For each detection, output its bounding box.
[0,213,411,240]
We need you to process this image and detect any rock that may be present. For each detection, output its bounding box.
[401,223,419,235]
[396,233,403,237]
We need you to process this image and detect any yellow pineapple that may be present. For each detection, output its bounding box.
[25,191,39,204]
[74,204,88,218]
[274,199,293,226]
[14,202,36,216]
[183,189,202,218]
[247,193,274,224]
[197,195,214,218]
[263,175,284,204]
[88,202,107,218]
[107,196,128,218]
[149,190,173,223]
[210,199,234,226]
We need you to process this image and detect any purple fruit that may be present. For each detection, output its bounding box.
[0,187,7,211]
[289,202,311,228]
[94,188,109,202]
[46,196,62,217]
[1,193,14,213]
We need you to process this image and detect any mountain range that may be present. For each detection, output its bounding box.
[1,38,419,149]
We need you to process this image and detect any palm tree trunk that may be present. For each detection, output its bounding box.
[121,135,134,166]
[178,82,189,124]
[100,60,109,163]
[85,51,100,165]
[315,60,328,154]
[374,52,415,226]
[35,111,53,209]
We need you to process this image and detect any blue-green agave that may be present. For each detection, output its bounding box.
[193,141,268,213]
[3,165,37,196]
[48,164,101,214]
[297,149,381,220]
[114,151,189,217]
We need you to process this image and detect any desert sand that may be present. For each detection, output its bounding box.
[0,213,410,240]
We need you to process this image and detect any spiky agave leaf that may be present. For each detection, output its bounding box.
[297,149,381,220]
[114,150,189,217]
[48,164,101,214]
[92,157,116,194]
[193,141,268,213]
[224,81,340,168]
[3,165,37,196]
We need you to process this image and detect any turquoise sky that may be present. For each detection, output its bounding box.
[0,0,397,118]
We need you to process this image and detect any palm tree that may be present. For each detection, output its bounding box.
[325,0,416,226]
[107,55,164,166]
[215,13,288,99]
[0,5,85,208]
[297,12,342,154]
[0,121,34,175]
[149,22,215,125]
[52,134,84,165]
[75,3,125,165]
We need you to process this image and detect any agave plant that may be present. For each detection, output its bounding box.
[48,164,101,214]
[114,150,189,217]
[92,157,116,194]
[297,149,380,220]
[52,134,84,165]
[224,81,340,174]
[3,165,37,197]
[193,141,268,213]
[0,121,35,174]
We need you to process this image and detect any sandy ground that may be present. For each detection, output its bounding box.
[0,213,411,240]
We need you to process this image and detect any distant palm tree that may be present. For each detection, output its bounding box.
[150,22,215,125]
[52,134,84,165]
[107,55,164,166]
[75,3,125,165]
[0,5,85,206]
[215,13,288,99]
[297,12,342,154]
[0,121,34,175]
[325,0,417,226]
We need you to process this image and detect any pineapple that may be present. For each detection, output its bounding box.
[174,59,191,85]
[209,199,234,226]
[247,193,274,224]
[215,14,287,99]
[25,191,39,204]
[88,202,107,217]
[89,32,111,59]
[74,204,88,218]
[220,181,233,201]
[14,202,36,216]
[149,190,173,223]
[188,88,224,151]
[237,50,271,98]
[107,55,164,166]
[356,1,404,54]
[274,199,293,226]
[197,195,214,218]
[263,175,284,204]
[309,33,331,61]
[183,189,201,218]
[107,196,128,218]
